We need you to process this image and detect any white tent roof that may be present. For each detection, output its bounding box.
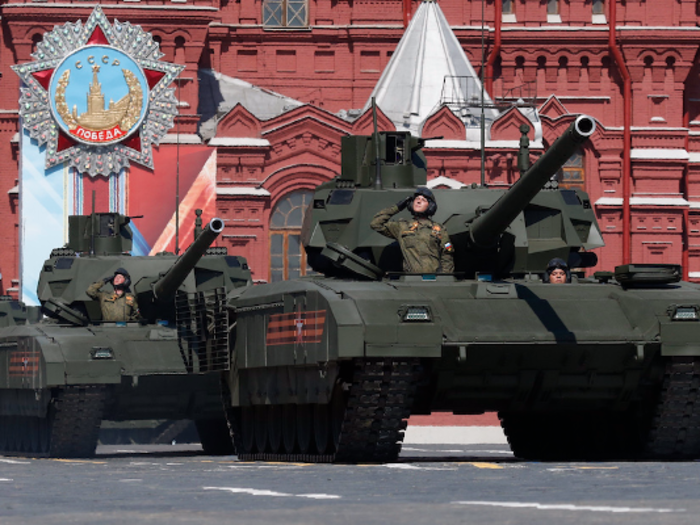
[363,0,499,137]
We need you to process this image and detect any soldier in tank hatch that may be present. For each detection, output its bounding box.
[86,267,140,322]
[371,186,454,274]
[544,257,571,284]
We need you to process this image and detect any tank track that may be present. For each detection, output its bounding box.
[645,357,700,458]
[228,358,419,463]
[0,385,105,458]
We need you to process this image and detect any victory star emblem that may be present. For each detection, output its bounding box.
[12,6,184,177]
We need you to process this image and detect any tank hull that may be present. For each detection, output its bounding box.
[0,322,228,456]
[224,275,700,461]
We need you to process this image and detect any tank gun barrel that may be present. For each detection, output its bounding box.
[153,218,225,299]
[469,115,596,248]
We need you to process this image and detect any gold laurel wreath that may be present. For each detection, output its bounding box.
[54,70,78,130]
[53,68,144,133]
[120,69,143,131]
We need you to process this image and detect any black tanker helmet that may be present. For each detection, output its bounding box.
[544,257,571,283]
[410,186,437,217]
[113,267,132,290]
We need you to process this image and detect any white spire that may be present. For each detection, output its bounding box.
[363,0,499,137]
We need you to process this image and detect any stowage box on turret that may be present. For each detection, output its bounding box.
[219,112,700,463]
[0,212,251,457]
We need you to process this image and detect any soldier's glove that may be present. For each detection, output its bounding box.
[396,196,413,211]
[102,277,112,285]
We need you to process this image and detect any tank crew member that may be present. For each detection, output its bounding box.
[544,257,571,284]
[370,187,454,273]
[86,268,140,322]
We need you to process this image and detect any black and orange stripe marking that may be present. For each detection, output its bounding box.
[9,351,41,377]
[266,310,326,346]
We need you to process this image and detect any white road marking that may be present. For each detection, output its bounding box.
[0,478,13,482]
[453,501,684,513]
[0,459,30,464]
[296,494,341,500]
[382,464,457,471]
[401,447,512,455]
[225,464,305,470]
[547,467,618,472]
[204,487,341,500]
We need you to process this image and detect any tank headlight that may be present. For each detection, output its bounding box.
[671,306,699,321]
[91,347,114,359]
[402,306,432,322]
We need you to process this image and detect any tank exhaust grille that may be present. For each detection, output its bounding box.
[175,287,230,373]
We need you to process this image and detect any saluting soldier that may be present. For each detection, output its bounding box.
[370,187,454,274]
[86,268,140,322]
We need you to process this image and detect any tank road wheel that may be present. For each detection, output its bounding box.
[26,418,40,453]
[281,405,297,453]
[48,386,106,458]
[296,405,313,454]
[645,357,700,459]
[239,406,256,454]
[254,405,268,454]
[6,416,18,452]
[313,404,330,454]
[195,419,235,456]
[330,384,348,452]
[37,416,50,454]
[0,417,7,451]
[267,405,283,454]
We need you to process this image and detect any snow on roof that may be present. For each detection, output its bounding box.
[160,134,202,144]
[216,187,271,197]
[630,148,689,160]
[198,69,304,141]
[362,0,498,136]
[596,197,690,206]
[208,138,271,147]
[424,139,543,150]
[427,176,466,189]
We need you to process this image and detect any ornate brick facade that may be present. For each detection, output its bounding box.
[2,0,700,291]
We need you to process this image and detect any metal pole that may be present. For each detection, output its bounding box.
[175,75,181,255]
[480,0,486,187]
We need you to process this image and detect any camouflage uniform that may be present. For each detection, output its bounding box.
[86,281,140,322]
[370,204,455,273]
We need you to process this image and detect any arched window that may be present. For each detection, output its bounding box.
[556,148,585,191]
[269,190,313,282]
[174,36,186,65]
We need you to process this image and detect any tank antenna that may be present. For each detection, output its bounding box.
[194,209,203,241]
[175,72,182,255]
[89,190,96,257]
[372,97,383,189]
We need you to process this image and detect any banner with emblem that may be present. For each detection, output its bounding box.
[13,7,216,304]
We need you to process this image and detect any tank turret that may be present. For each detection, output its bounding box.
[38,214,248,325]
[146,219,225,300]
[302,114,601,280]
[469,115,596,248]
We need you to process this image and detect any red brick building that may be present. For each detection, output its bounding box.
[2,0,700,291]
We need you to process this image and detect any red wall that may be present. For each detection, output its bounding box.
[2,0,700,290]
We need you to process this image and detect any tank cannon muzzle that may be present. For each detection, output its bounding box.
[469,115,596,248]
[152,218,225,299]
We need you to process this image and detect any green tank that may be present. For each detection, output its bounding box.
[0,212,251,457]
[221,112,700,463]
